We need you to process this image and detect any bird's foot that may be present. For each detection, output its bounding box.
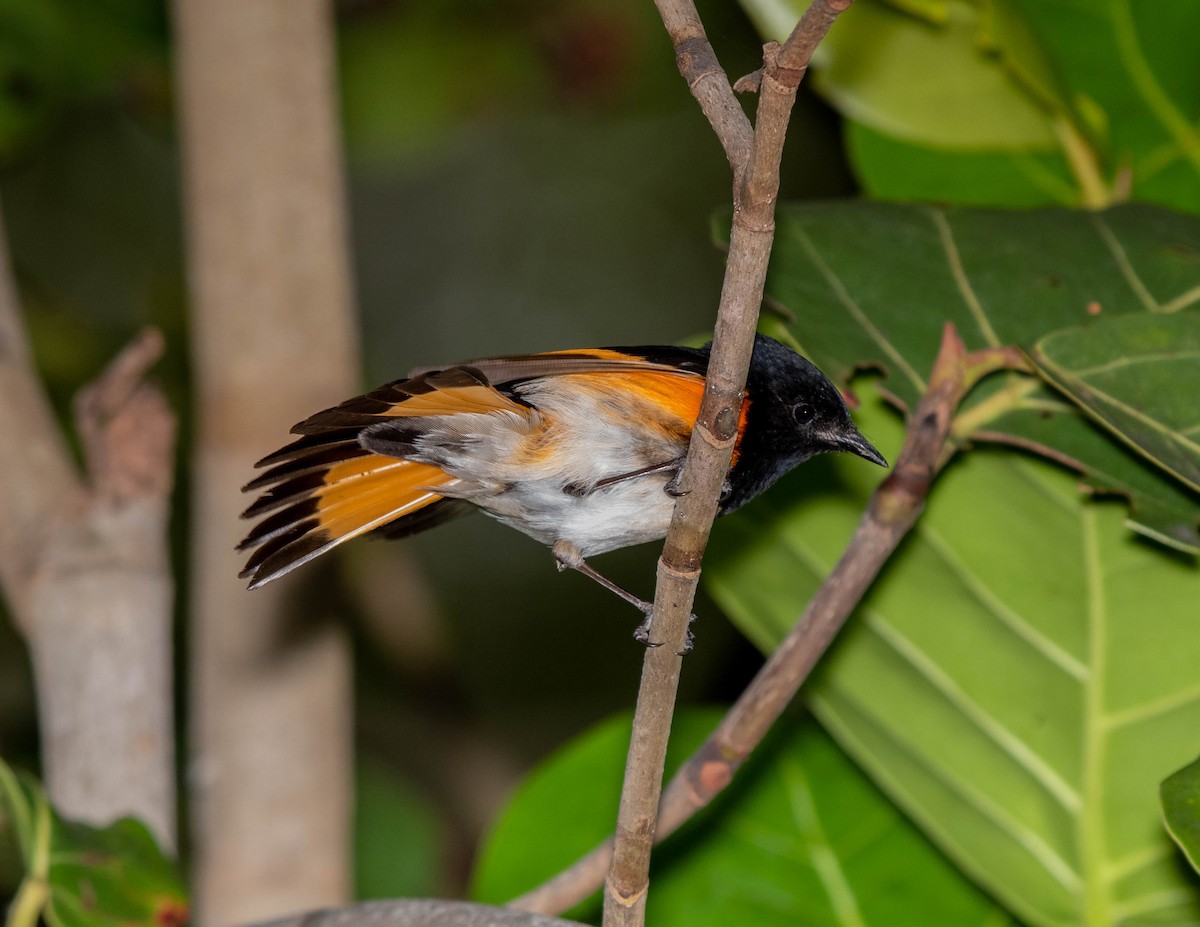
[553,539,697,653]
[634,609,696,655]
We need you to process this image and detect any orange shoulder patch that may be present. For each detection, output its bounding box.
[555,368,750,460]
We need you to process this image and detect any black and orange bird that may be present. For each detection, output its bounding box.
[238,333,886,642]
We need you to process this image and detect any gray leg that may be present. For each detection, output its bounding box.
[552,540,695,653]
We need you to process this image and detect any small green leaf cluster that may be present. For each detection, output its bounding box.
[0,759,187,927]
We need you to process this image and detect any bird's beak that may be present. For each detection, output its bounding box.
[836,428,888,468]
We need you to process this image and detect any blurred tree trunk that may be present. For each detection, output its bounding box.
[172,0,358,922]
[0,206,177,848]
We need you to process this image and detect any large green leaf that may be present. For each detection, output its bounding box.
[1009,0,1200,211]
[354,760,446,900]
[0,758,187,927]
[474,711,1016,926]
[741,0,1200,209]
[732,200,1200,549]
[1032,312,1200,494]
[741,0,1058,150]
[707,390,1200,927]
[1162,755,1200,876]
[845,122,1081,208]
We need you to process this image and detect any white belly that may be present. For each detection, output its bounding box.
[465,472,677,556]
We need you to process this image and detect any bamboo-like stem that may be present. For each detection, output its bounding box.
[600,4,853,925]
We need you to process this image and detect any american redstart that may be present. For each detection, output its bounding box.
[239,333,886,643]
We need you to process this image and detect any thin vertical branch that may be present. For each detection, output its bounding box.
[601,3,853,924]
[173,0,358,921]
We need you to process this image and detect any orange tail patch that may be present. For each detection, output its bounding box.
[239,435,455,588]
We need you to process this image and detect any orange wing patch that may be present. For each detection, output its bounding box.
[239,446,455,588]
[536,348,647,363]
[240,367,525,587]
[372,382,526,418]
[554,369,750,462]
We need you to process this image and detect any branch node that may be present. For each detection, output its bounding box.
[732,69,763,94]
[607,882,648,909]
[729,207,776,235]
[761,42,807,93]
[713,405,740,441]
[697,758,733,795]
[676,36,720,91]
[658,559,700,584]
[74,327,174,505]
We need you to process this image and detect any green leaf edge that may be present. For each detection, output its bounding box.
[1031,326,1200,496]
[1162,755,1200,875]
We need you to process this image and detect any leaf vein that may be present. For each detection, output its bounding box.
[1160,283,1200,314]
[793,227,927,393]
[1091,214,1161,312]
[1104,681,1200,730]
[1105,842,1173,881]
[1068,350,1200,377]
[931,207,1002,346]
[866,616,1083,812]
[1079,506,1110,924]
[813,690,1084,897]
[919,525,1089,680]
[1111,0,1200,175]
[783,758,868,927]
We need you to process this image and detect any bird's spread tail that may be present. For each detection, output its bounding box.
[238,429,455,588]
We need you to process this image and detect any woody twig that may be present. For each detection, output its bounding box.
[598,3,854,925]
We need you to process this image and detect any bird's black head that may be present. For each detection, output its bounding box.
[720,334,887,513]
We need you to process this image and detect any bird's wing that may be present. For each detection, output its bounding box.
[239,350,713,589]
[406,346,706,385]
[238,367,532,588]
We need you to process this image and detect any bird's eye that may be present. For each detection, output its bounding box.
[791,404,814,425]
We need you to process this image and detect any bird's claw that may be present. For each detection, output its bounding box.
[664,474,731,503]
[633,611,697,654]
[633,615,661,648]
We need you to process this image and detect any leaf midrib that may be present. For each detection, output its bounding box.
[784,757,868,927]
[1079,505,1109,927]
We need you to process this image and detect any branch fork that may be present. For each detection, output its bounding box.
[599,3,856,925]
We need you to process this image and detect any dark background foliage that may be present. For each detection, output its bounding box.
[0,0,853,898]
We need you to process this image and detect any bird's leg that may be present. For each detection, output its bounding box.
[552,540,654,620]
[552,539,695,653]
[563,458,684,498]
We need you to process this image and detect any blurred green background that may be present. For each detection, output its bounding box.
[0,0,855,898]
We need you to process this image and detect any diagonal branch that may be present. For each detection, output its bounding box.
[651,0,752,169]
[600,3,854,925]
